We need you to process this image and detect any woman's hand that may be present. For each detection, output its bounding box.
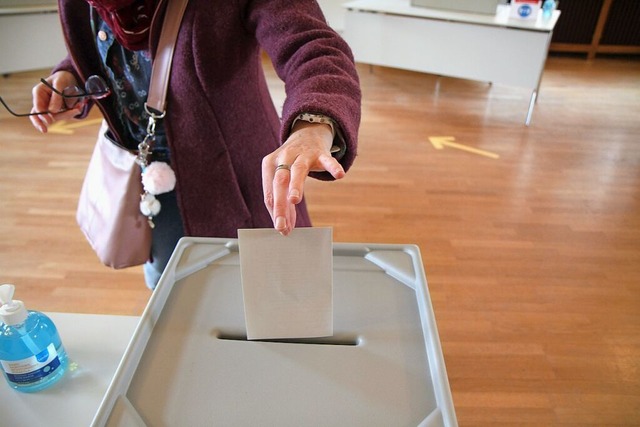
[29,71,84,133]
[262,121,345,236]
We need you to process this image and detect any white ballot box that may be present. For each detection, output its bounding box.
[92,237,457,426]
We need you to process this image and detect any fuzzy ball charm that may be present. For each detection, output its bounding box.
[140,193,161,217]
[142,161,176,195]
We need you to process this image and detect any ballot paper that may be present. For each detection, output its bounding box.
[238,227,333,340]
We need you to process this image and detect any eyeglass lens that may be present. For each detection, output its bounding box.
[51,75,111,109]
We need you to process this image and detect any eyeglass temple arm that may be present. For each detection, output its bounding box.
[0,95,70,117]
[40,78,68,97]
[0,96,37,117]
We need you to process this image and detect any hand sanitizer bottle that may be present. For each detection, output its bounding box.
[542,0,556,20]
[0,284,68,392]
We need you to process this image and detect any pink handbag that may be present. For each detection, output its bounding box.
[75,0,188,269]
[76,122,151,269]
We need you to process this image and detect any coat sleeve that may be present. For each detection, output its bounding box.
[51,0,101,120]
[243,0,362,180]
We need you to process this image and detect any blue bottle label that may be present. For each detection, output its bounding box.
[518,4,533,17]
[1,343,61,384]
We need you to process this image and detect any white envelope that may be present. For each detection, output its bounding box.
[238,227,333,340]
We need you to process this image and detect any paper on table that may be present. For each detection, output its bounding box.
[238,227,333,340]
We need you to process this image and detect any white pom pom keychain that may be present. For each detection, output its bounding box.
[138,162,176,228]
[136,111,176,228]
[140,193,162,218]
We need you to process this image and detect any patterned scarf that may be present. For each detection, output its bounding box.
[87,0,159,50]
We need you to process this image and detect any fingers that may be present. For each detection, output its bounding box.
[272,164,291,234]
[286,162,305,204]
[29,105,83,133]
[29,72,79,133]
[30,80,54,132]
[314,152,345,180]
[261,157,276,218]
[262,160,296,236]
[29,111,53,133]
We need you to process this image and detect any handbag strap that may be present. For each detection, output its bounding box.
[136,0,188,167]
[145,0,189,115]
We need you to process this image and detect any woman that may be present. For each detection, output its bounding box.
[29,0,361,288]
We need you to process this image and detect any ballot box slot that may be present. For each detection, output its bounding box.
[214,330,361,346]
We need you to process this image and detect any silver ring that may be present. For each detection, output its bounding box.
[275,164,291,172]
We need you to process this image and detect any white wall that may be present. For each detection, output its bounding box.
[317,0,352,32]
[0,9,67,74]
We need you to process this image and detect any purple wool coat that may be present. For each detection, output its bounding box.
[55,0,361,238]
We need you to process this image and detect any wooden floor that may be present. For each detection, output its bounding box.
[1,54,639,426]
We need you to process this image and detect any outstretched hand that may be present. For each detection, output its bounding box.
[262,121,345,236]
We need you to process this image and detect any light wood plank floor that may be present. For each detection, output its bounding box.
[1,54,639,426]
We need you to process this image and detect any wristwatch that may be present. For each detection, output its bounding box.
[292,113,336,138]
[291,112,344,155]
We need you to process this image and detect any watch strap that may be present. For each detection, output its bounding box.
[293,113,336,138]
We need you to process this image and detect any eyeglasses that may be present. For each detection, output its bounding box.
[0,75,110,117]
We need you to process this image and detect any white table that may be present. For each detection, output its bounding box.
[0,313,139,427]
[343,0,561,125]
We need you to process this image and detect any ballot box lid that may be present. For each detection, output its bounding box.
[93,237,457,427]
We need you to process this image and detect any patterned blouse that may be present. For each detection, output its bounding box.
[92,10,169,163]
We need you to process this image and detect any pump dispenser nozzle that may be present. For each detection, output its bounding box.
[0,284,28,326]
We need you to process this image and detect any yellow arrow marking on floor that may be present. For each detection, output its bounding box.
[429,136,499,159]
[48,118,103,135]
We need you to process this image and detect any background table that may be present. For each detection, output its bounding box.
[342,0,561,125]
